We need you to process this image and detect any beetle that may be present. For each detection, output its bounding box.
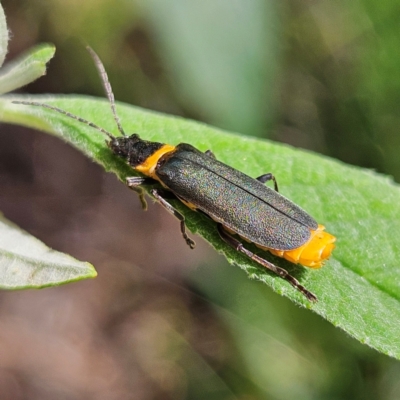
[13,47,336,302]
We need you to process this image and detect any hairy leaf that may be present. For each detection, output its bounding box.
[0,216,96,289]
[1,95,400,359]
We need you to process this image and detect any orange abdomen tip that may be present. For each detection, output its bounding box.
[270,224,336,268]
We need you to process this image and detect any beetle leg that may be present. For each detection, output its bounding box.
[256,173,279,192]
[126,176,156,210]
[150,188,196,249]
[205,150,216,158]
[216,225,317,302]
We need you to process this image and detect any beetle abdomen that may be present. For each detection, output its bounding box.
[267,225,336,268]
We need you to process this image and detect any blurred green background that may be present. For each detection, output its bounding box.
[1,0,400,399]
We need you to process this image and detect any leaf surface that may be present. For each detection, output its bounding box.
[1,95,400,358]
[0,44,55,95]
[0,216,97,289]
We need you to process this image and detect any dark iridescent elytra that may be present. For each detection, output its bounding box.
[155,143,318,250]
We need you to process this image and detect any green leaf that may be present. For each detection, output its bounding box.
[0,2,8,68]
[0,215,97,289]
[0,4,8,67]
[1,95,400,359]
[0,43,55,95]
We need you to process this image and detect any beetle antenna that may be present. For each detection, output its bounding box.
[12,47,127,140]
[86,46,126,137]
[11,100,116,140]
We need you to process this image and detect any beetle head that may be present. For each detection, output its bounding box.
[107,134,163,168]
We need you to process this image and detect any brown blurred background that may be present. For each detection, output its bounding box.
[1,0,400,399]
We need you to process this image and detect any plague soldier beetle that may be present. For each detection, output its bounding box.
[13,47,336,302]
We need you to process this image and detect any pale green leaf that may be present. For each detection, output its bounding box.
[0,44,55,95]
[0,215,97,289]
[0,2,8,67]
